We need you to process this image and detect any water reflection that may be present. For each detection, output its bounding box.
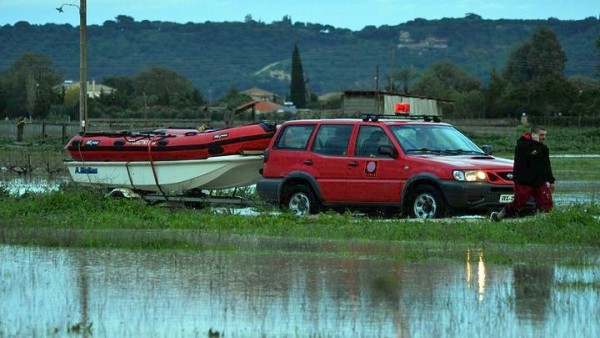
[513,264,554,323]
[1,244,599,337]
[0,176,64,196]
[466,249,487,301]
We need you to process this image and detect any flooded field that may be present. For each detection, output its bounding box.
[1,243,599,337]
[2,156,600,336]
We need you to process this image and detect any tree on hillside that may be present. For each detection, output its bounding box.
[412,62,480,98]
[0,52,62,118]
[504,26,567,84]
[484,68,514,117]
[132,67,203,107]
[388,66,417,94]
[412,62,481,117]
[100,76,135,109]
[290,44,307,109]
[501,26,574,116]
[568,75,600,118]
[596,38,600,78]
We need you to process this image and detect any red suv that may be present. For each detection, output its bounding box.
[256,115,514,218]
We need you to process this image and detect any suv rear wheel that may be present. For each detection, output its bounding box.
[283,184,319,216]
[409,185,447,219]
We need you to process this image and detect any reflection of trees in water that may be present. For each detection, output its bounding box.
[513,264,555,322]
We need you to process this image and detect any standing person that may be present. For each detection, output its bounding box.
[491,125,555,221]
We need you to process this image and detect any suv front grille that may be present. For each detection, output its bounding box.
[498,171,514,181]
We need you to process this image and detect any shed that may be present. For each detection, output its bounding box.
[342,90,449,117]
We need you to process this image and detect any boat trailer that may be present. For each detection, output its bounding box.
[107,187,258,208]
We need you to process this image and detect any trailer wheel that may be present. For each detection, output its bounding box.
[283,184,319,216]
[409,185,447,219]
[108,190,125,199]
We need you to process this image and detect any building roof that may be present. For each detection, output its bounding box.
[318,92,343,101]
[236,100,283,114]
[343,90,452,102]
[241,87,276,98]
[255,100,283,113]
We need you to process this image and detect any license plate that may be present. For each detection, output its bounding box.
[499,194,514,203]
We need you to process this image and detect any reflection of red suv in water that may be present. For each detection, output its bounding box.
[256,115,515,218]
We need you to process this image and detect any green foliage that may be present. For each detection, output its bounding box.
[1,17,596,101]
[132,66,203,107]
[290,44,307,108]
[1,18,599,121]
[597,38,600,77]
[413,61,480,97]
[505,26,566,84]
[0,52,63,118]
[463,125,600,155]
[1,188,599,249]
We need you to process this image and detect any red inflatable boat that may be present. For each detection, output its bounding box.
[65,121,277,162]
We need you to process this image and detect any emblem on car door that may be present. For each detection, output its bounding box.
[365,161,378,177]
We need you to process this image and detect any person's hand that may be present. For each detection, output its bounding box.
[550,183,555,192]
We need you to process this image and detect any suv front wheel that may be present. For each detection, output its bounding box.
[409,185,447,219]
[282,184,319,216]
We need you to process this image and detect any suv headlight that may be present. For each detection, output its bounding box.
[453,170,487,182]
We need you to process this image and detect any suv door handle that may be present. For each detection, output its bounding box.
[303,160,313,165]
[348,161,358,167]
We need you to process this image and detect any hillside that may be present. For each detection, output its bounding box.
[1,15,599,98]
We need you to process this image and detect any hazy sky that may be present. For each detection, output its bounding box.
[1,0,599,30]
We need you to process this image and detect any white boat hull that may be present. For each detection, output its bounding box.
[65,155,264,193]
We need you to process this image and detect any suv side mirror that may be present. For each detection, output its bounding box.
[481,145,493,156]
[378,145,398,159]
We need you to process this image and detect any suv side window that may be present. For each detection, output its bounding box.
[312,124,353,156]
[274,125,315,150]
[355,126,392,157]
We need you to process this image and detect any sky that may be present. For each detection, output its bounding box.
[1,0,599,31]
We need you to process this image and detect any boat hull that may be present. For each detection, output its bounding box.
[65,155,264,193]
[65,122,276,162]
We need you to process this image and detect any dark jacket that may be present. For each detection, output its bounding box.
[513,133,555,187]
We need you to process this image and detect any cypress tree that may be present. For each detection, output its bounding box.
[290,44,307,108]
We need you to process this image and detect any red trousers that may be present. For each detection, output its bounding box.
[504,183,553,217]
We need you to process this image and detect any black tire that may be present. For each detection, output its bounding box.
[282,184,319,216]
[409,185,447,219]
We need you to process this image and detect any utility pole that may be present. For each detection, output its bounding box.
[375,65,380,91]
[80,0,88,132]
[57,0,87,133]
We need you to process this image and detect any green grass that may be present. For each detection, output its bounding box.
[1,187,599,251]
[464,126,600,155]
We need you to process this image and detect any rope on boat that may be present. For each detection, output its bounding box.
[125,161,139,191]
[147,136,170,202]
[76,129,95,186]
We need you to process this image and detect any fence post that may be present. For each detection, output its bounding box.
[62,123,67,143]
[16,116,25,142]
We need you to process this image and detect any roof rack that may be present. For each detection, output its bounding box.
[361,113,442,123]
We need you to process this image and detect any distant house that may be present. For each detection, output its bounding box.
[241,87,279,102]
[342,90,449,117]
[60,80,116,98]
[237,100,283,115]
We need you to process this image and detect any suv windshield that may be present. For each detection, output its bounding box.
[390,125,484,155]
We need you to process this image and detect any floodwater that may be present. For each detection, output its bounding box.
[1,243,599,337]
